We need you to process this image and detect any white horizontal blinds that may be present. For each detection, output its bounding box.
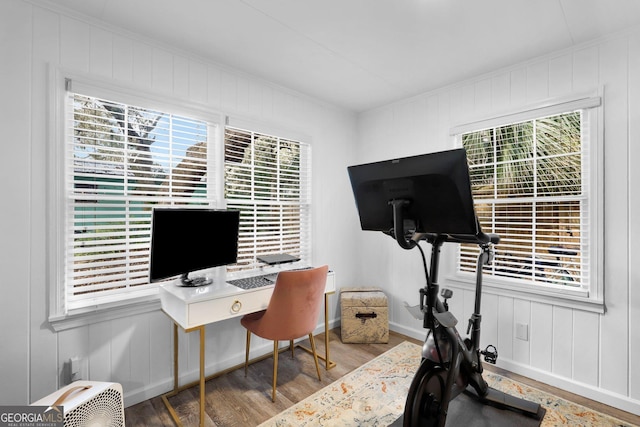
[67,93,211,309]
[460,110,587,289]
[224,126,311,272]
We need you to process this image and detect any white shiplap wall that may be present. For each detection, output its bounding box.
[2,0,639,418]
[0,0,358,407]
[355,29,640,415]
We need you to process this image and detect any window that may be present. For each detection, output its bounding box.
[224,126,311,272]
[53,82,218,319]
[49,77,314,328]
[453,95,603,307]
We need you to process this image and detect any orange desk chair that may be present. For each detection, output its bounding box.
[241,265,329,401]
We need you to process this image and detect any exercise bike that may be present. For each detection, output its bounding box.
[388,222,544,426]
[346,148,545,427]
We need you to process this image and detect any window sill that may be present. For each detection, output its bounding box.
[49,293,162,332]
[446,272,605,314]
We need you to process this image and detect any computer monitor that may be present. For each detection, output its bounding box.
[149,207,240,286]
[347,148,480,248]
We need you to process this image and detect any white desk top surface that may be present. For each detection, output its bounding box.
[160,276,266,303]
[159,269,334,329]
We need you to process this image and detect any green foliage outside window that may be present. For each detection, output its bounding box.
[461,111,583,287]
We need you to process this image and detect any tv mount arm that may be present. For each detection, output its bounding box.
[388,199,417,250]
[388,198,496,248]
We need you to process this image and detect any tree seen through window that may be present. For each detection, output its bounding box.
[460,111,584,287]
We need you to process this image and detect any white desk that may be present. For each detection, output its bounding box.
[159,270,336,427]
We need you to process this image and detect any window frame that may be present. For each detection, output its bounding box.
[447,92,605,313]
[223,117,312,276]
[47,69,223,330]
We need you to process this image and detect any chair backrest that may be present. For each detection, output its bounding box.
[259,265,329,340]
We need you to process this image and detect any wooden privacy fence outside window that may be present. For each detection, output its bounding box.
[459,111,587,289]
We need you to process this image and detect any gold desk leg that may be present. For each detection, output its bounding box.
[198,325,205,427]
[174,323,179,391]
[162,290,334,426]
[161,324,207,427]
[297,292,336,370]
[162,323,183,427]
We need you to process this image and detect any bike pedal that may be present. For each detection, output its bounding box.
[481,345,498,364]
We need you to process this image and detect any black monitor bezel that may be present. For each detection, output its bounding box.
[347,148,481,247]
[149,207,240,284]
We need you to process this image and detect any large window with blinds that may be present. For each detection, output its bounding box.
[63,92,216,312]
[454,96,602,303]
[224,126,311,273]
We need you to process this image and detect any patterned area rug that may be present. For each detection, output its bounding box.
[258,341,637,427]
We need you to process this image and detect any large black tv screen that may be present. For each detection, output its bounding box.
[347,148,479,237]
[149,207,239,285]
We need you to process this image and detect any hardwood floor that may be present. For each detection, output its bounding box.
[125,329,639,426]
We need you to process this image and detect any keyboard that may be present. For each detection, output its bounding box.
[227,267,312,290]
[228,274,277,290]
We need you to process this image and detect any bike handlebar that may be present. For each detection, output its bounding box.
[386,198,499,249]
[413,232,500,245]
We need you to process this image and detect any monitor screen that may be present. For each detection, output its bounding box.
[149,207,240,285]
[347,148,479,240]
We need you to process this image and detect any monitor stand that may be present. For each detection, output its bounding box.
[178,273,212,287]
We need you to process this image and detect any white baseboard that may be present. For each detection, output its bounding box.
[126,319,639,418]
[496,359,640,417]
[123,318,341,408]
[124,378,174,408]
[389,320,426,342]
[388,322,640,417]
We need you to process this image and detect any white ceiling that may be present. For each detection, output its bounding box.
[42,0,640,112]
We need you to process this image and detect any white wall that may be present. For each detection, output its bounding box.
[0,0,358,406]
[2,0,639,418]
[355,27,640,415]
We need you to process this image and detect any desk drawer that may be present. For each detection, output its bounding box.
[188,287,271,327]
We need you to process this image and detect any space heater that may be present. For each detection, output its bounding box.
[31,381,125,427]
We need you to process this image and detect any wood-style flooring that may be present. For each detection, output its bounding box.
[124,329,639,426]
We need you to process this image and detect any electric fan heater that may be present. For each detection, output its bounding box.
[31,381,125,427]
